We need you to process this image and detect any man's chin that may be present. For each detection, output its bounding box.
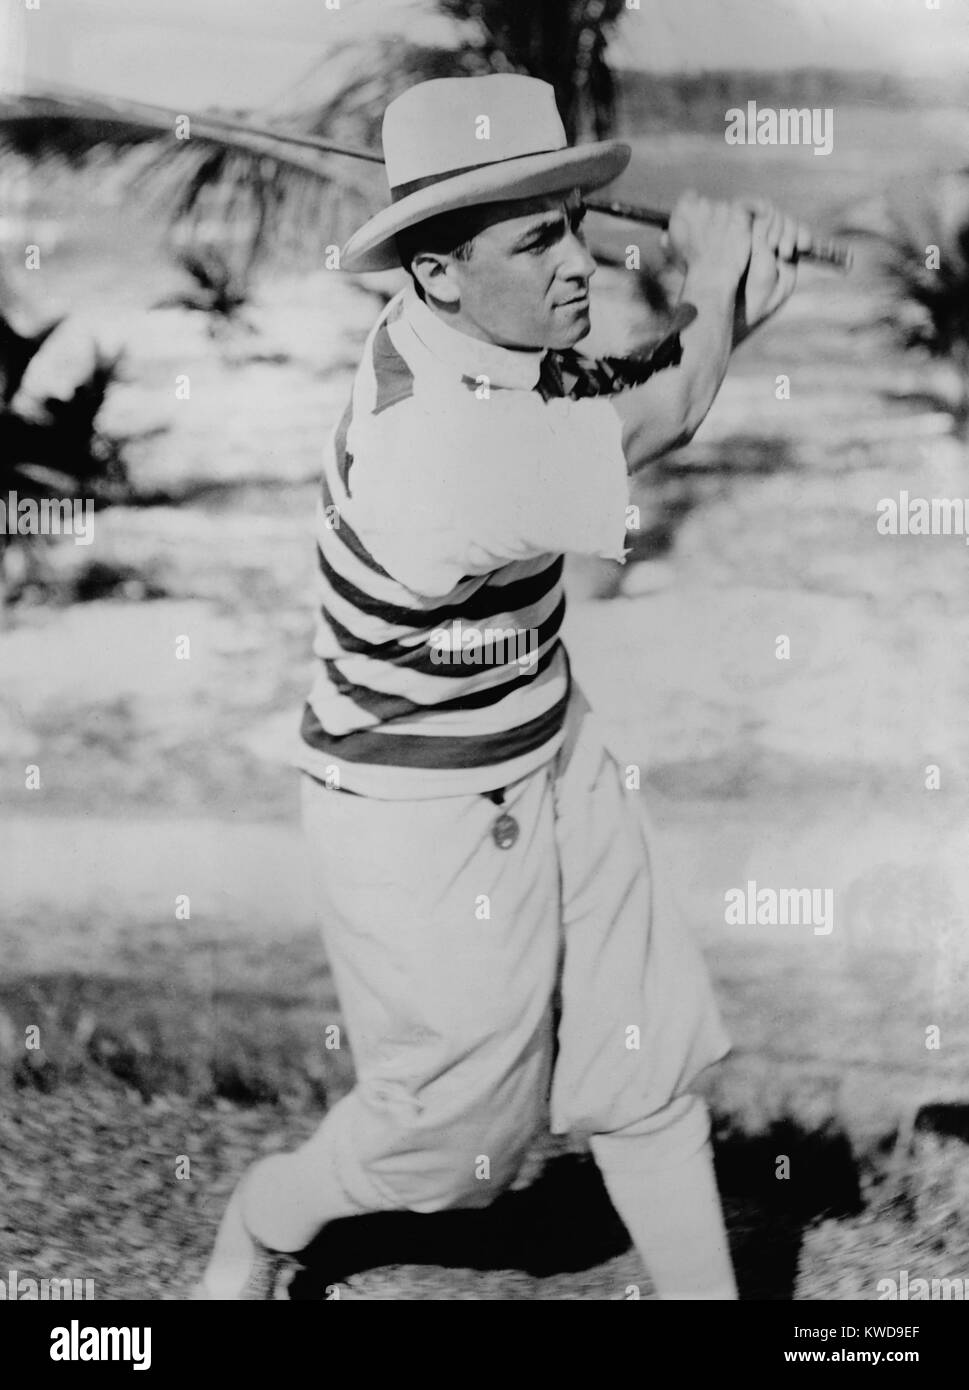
[551,315,592,350]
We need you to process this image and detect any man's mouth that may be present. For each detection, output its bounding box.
[559,292,590,309]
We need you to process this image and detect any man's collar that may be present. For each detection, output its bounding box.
[402,283,546,390]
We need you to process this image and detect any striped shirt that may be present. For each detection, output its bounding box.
[296,283,638,799]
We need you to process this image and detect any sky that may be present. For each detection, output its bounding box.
[2,0,968,108]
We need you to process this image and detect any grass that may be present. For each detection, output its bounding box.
[3,920,968,1300]
[1,918,347,1300]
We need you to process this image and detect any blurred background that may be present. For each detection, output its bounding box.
[1,0,969,1300]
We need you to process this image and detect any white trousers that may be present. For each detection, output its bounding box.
[298,689,730,1214]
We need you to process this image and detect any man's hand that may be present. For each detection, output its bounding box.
[664,192,813,342]
[733,199,813,342]
[664,191,752,294]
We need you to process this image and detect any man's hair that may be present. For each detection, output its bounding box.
[395,207,484,301]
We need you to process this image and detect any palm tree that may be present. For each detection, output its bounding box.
[845,174,969,440]
[0,317,135,601]
[0,323,130,504]
[436,0,626,142]
[153,248,255,340]
[0,1,627,273]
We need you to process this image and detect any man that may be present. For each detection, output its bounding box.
[197,73,811,1300]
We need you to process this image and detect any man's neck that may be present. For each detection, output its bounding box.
[401,284,546,392]
[422,296,545,354]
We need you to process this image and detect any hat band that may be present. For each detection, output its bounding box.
[390,147,562,202]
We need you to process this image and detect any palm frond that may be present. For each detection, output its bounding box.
[177,248,234,296]
[843,173,969,434]
[0,89,387,273]
[39,349,122,454]
[1,347,130,502]
[842,173,969,362]
[0,90,381,168]
[0,310,63,406]
[151,248,251,331]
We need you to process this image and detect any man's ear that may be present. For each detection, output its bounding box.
[411,251,460,306]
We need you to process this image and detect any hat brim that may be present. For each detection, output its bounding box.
[340,140,632,273]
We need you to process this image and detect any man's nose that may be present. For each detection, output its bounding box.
[559,231,596,284]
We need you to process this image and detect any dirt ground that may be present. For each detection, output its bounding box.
[2,106,969,1298]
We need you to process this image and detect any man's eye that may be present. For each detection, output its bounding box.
[521,211,585,253]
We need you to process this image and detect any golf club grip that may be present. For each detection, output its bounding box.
[585,198,853,271]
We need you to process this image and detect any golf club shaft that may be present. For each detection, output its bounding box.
[585,197,853,271]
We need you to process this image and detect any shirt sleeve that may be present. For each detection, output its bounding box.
[347,389,631,597]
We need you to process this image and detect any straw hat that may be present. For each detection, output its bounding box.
[341,74,631,273]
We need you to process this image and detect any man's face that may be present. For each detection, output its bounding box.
[421,191,598,351]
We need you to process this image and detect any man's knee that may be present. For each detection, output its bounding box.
[333,1082,543,1213]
